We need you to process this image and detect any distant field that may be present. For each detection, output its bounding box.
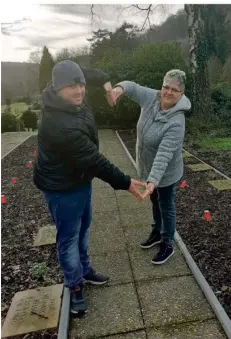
[1,102,28,117]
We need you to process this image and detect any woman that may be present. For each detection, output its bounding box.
[110,70,191,264]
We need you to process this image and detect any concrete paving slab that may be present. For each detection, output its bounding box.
[129,247,191,281]
[92,190,118,213]
[92,178,111,189]
[119,208,153,248]
[69,284,144,339]
[187,163,211,171]
[117,194,151,212]
[92,187,115,200]
[208,179,231,191]
[89,251,133,285]
[2,284,63,338]
[98,129,117,140]
[147,319,226,339]
[33,225,56,246]
[120,208,153,228]
[138,276,214,328]
[98,330,147,339]
[89,212,126,254]
[103,141,128,156]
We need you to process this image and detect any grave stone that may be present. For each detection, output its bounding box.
[33,225,56,246]
[208,179,231,191]
[187,163,211,171]
[2,284,63,337]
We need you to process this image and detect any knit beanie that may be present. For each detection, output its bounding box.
[52,60,86,91]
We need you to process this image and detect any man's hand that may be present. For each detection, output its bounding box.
[103,82,115,106]
[141,182,155,199]
[128,179,146,201]
[105,86,124,106]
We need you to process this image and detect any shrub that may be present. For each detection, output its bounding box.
[1,112,18,133]
[21,108,38,130]
[32,101,41,110]
[91,42,186,128]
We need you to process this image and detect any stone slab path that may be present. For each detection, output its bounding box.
[69,129,227,339]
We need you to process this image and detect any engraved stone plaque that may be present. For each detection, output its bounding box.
[33,225,56,246]
[208,179,231,191]
[183,152,193,158]
[2,284,63,338]
[187,163,211,171]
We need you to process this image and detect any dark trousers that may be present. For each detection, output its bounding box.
[43,184,92,288]
[150,183,176,245]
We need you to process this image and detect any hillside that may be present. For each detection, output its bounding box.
[1,62,39,104]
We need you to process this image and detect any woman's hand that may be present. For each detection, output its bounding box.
[142,182,155,199]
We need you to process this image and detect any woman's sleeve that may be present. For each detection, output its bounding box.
[115,81,157,107]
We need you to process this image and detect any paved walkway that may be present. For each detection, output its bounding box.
[1,130,227,338]
[69,130,226,339]
[1,131,37,158]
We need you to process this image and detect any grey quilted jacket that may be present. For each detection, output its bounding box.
[116,81,191,187]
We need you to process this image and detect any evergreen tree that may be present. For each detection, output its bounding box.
[39,46,55,93]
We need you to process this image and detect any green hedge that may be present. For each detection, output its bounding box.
[89,42,187,128]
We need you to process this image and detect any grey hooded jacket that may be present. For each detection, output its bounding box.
[116,81,191,187]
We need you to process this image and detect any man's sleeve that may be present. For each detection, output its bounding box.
[68,129,131,190]
[147,123,185,186]
[81,66,110,87]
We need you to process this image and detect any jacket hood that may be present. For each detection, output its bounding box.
[41,83,85,114]
[155,94,191,122]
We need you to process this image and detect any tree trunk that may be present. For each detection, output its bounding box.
[185,4,212,118]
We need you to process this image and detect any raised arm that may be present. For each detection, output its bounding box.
[112,81,157,107]
[81,66,110,88]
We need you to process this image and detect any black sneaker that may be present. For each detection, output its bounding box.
[83,268,110,285]
[140,230,161,249]
[151,242,174,265]
[70,284,87,315]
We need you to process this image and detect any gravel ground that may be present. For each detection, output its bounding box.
[1,136,60,339]
[118,129,231,320]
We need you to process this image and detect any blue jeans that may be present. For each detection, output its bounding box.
[43,184,92,288]
[150,183,176,245]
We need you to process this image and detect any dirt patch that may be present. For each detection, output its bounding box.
[1,136,61,339]
[118,129,231,320]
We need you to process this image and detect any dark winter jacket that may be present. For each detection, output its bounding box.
[33,68,131,192]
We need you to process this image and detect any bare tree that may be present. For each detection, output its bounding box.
[28,48,42,64]
[90,4,214,117]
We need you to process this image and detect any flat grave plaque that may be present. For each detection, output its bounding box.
[2,284,63,338]
[33,225,56,246]
[187,163,211,171]
[208,179,231,191]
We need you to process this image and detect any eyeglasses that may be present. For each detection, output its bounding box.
[162,85,182,93]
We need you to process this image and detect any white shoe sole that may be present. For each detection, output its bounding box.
[140,240,161,249]
[70,308,88,314]
[83,279,109,286]
[151,250,174,265]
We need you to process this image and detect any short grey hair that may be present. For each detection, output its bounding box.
[163,69,186,91]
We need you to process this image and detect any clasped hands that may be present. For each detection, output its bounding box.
[129,180,155,201]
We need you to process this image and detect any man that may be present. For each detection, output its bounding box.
[33,60,144,315]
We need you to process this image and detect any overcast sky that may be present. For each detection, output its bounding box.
[1,4,183,62]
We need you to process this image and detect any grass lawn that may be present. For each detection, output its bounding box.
[199,137,231,151]
[1,102,28,117]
